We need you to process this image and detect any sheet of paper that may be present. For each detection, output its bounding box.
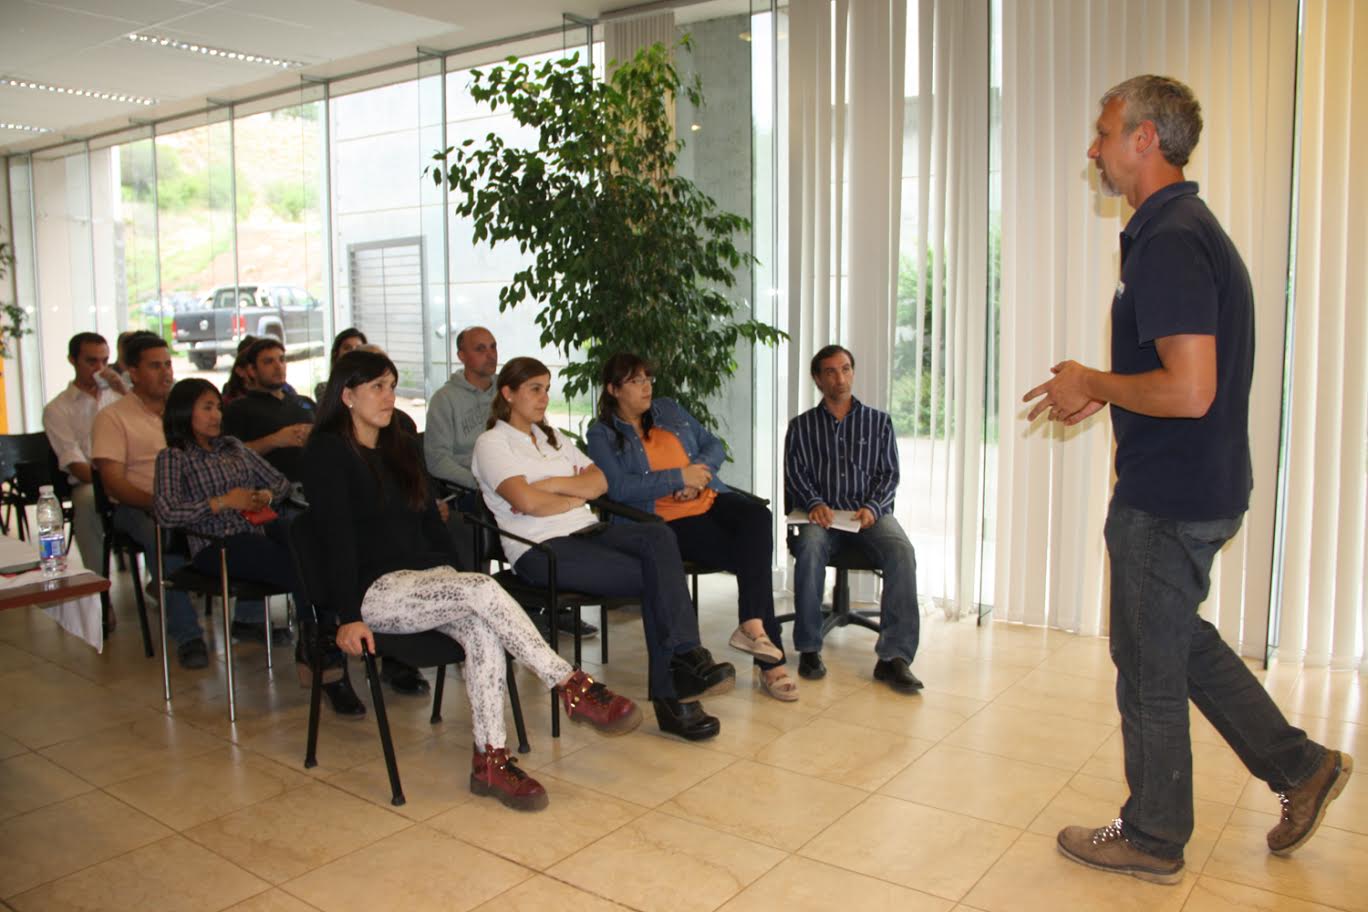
[785,509,862,533]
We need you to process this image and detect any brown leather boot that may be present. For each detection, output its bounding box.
[1267,750,1354,856]
[559,670,642,736]
[469,745,548,811]
[1056,820,1185,885]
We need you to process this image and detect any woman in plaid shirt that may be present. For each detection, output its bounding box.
[153,378,306,638]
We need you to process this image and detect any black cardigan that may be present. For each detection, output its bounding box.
[301,430,459,624]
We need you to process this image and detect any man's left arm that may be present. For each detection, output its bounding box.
[860,413,900,522]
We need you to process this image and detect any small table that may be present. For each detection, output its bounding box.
[0,571,110,613]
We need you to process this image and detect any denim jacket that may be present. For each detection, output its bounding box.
[585,397,730,520]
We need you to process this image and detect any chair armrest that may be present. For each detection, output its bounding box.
[589,497,663,524]
[724,485,770,507]
[457,510,557,558]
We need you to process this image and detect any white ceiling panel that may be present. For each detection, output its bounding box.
[0,0,722,154]
[24,0,212,24]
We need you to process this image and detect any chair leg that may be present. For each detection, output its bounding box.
[304,627,323,769]
[155,543,171,704]
[506,654,530,754]
[362,649,405,806]
[262,596,273,673]
[690,572,700,616]
[220,549,237,724]
[130,555,153,659]
[572,605,582,669]
[601,604,608,664]
[430,665,446,724]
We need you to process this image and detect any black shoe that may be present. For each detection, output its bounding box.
[381,658,430,696]
[797,651,827,680]
[177,637,209,669]
[322,675,366,717]
[230,621,293,647]
[670,646,735,701]
[294,637,344,687]
[652,698,720,741]
[873,657,923,692]
[531,610,598,640]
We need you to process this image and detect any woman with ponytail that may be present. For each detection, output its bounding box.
[472,357,737,741]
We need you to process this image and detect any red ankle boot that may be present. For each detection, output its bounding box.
[559,670,642,735]
[469,745,548,811]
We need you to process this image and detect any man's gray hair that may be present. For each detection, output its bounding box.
[1100,75,1203,168]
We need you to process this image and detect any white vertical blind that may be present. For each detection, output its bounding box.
[997,0,1298,648]
[1277,0,1368,669]
[895,0,990,614]
[786,0,990,613]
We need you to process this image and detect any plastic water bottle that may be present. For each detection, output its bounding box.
[36,485,66,577]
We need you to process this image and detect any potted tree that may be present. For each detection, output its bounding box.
[428,37,782,436]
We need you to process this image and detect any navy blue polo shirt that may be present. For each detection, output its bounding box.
[1110,181,1254,521]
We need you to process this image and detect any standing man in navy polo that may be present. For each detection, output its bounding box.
[784,344,922,692]
[1025,75,1350,884]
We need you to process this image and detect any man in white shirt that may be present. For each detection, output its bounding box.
[42,332,126,574]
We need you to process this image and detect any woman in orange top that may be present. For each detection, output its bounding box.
[586,353,796,701]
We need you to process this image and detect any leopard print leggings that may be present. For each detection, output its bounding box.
[360,567,572,749]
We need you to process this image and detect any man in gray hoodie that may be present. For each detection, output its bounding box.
[425,326,498,490]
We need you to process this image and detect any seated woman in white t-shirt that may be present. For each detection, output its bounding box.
[471,357,735,742]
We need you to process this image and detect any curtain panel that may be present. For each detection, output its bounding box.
[785,0,990,614]
[1277,0,1368,669]
[996,0,1298,651]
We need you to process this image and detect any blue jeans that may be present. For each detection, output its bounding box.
[514,521,702,700]
[113,506,262,646]
[789,514,920,662]
[1105,498,1324,858]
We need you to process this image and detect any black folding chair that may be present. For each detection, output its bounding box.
[90,469,155,657]
[0,432,71,541]
[462,499,641,738]
[154,523,293,722]
[288,509,529,807]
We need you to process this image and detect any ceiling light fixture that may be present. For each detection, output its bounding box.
[0,122,52,133]
[125,32,304,69]
[0,77,154,106]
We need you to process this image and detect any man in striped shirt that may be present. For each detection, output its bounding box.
[784,345,922,692]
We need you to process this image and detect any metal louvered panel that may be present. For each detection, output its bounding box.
[347,238,427,396]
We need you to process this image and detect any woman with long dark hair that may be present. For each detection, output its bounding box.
[152,378,308,647]
[303,350,640,811]
[586,353,794,701]
[314,328,367,402]
[471,357,737,740]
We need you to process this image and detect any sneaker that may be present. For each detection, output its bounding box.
[1267,750,1354,856]
[470,745,548,811]
[1056,820,1184,885]
[559,670,641,735]
[176,637,209,670]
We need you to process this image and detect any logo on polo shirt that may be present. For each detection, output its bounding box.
[1115,280,1126,299]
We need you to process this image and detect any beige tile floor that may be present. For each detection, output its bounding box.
[0,573,1362,912]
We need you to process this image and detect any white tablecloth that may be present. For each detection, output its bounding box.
[0,559,103,653]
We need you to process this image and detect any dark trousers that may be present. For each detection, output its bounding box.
[668,493,786,668]
[514,521,701,699]
[189,519,310,622]
[1105,498,1324,858]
